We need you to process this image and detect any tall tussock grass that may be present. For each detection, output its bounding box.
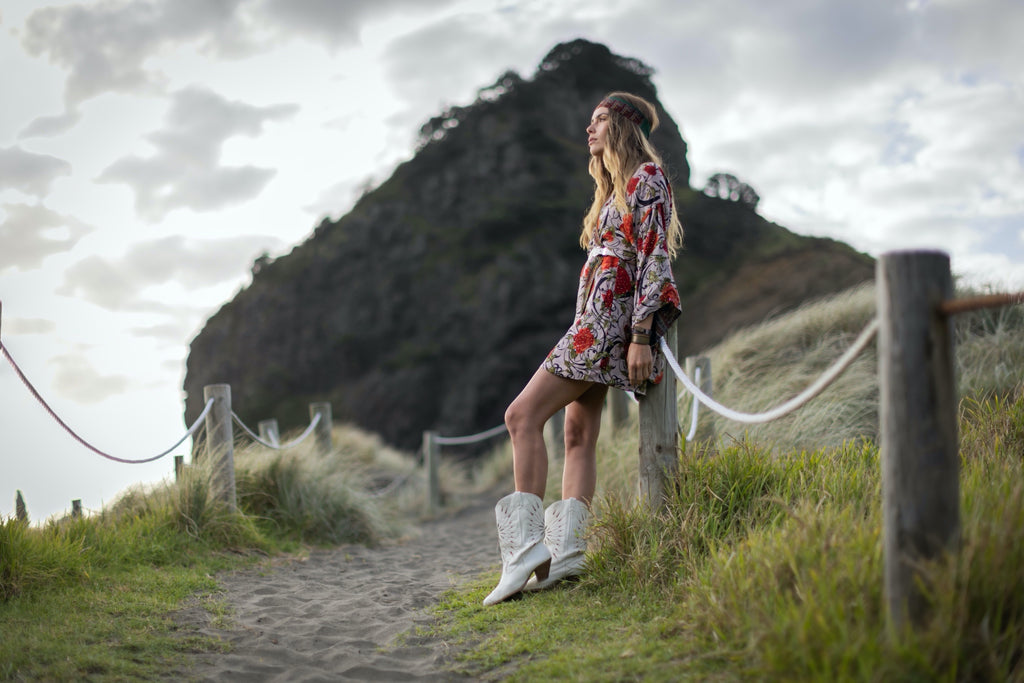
[233,438,395,545]
[0,424,422,603]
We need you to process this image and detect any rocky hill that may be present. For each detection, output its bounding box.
[183,39,873,452]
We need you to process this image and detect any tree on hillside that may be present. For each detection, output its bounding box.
[703,172,760,211]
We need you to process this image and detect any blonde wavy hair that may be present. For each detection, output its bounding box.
[581,92,683,257]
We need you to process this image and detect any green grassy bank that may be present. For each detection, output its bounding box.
[0,429,429,680]
[434,285,1024,681]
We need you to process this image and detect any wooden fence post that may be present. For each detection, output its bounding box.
[258,419,280,447]
[608,389,629,433]
[15,490,27,523]
[878,250,959,632]
[174,455,184,481]
[546,407,566,461]
[71,499,82,519]
[310,402,332,454]
[685,355,714,442]
[423,430,440,515]
[203,384,237,511]
[637,325,679,510]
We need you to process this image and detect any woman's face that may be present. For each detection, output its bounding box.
[587,106,610,157]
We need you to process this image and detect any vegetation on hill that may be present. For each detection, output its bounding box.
[183,38,872,455]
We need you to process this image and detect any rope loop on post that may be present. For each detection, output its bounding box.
[663,316,880,425]
[231,411,321,450]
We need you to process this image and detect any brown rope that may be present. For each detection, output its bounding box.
[939,292,1024,316]
[0,341,208,464]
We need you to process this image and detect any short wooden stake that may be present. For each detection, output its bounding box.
[608,389,629,433]
[203,384,237,511]
[878,250,959,632]
[423,430,440,515]
[15,490,27,523]
[310,402,332,454]
[258,419,280,447]
[71,499,82,519]
[174,455,184,481]
[546,407,566,461]
[637,325,680,510]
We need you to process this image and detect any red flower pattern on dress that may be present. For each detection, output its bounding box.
[573,327,595,353]
[614,266,632,295]
[659,283,679,307]
[544,163,680,395]
[643,227,658,256]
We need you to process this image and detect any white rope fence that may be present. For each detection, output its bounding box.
[434,422,508,445]
[661,316,880,425]
[684,365,701,441]
[232,410,321,450]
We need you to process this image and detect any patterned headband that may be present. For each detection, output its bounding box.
[599,96,652,139]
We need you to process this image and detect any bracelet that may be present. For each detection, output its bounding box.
[631,325,652,336]
[630,333,651,345]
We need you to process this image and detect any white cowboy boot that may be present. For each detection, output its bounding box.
[482,492,551,606]
[525,497,590,591]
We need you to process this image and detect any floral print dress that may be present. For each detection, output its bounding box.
[543,162,681,395]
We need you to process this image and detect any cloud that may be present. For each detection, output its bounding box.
[2,317,57,335]
[97,86,298,220]
[20,0,250,106]
[257,0,458,49]
[56,234,283,311]
[18,0,461,115]
[0,202,94,272]
[49,352,129,404]
[0,146,72,196]
[18,110,82,139]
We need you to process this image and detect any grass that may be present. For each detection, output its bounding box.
[0,424,466,681]
[432,286,1024,682]
[3,284,1021,681]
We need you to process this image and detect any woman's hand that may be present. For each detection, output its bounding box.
[627,341,653,387]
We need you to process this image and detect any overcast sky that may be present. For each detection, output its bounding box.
[2,0,1022,522]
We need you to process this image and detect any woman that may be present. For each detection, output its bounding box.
[483,92,683,606]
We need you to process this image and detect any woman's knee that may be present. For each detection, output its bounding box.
[564,412,597,452]
[504,398,535,437]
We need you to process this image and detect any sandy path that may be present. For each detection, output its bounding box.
[178,492,500,682]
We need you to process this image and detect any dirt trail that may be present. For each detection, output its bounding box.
[178,493,499,681]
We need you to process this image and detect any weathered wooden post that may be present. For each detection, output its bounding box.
[15,490,27,523]
[685,355,714,442]
[546,407,566,461]
[310,402,332,454]
[637,325,679,510]
[877,250,959,632]
[71,499,82,519]
[203,384,237,511]
[608,390,629,433]
[258,419,280,447]
[423,430,440,515]
[174,455,184,481]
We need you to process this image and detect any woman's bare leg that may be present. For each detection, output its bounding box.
[562,383,608,504]
[505,368,594,498]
